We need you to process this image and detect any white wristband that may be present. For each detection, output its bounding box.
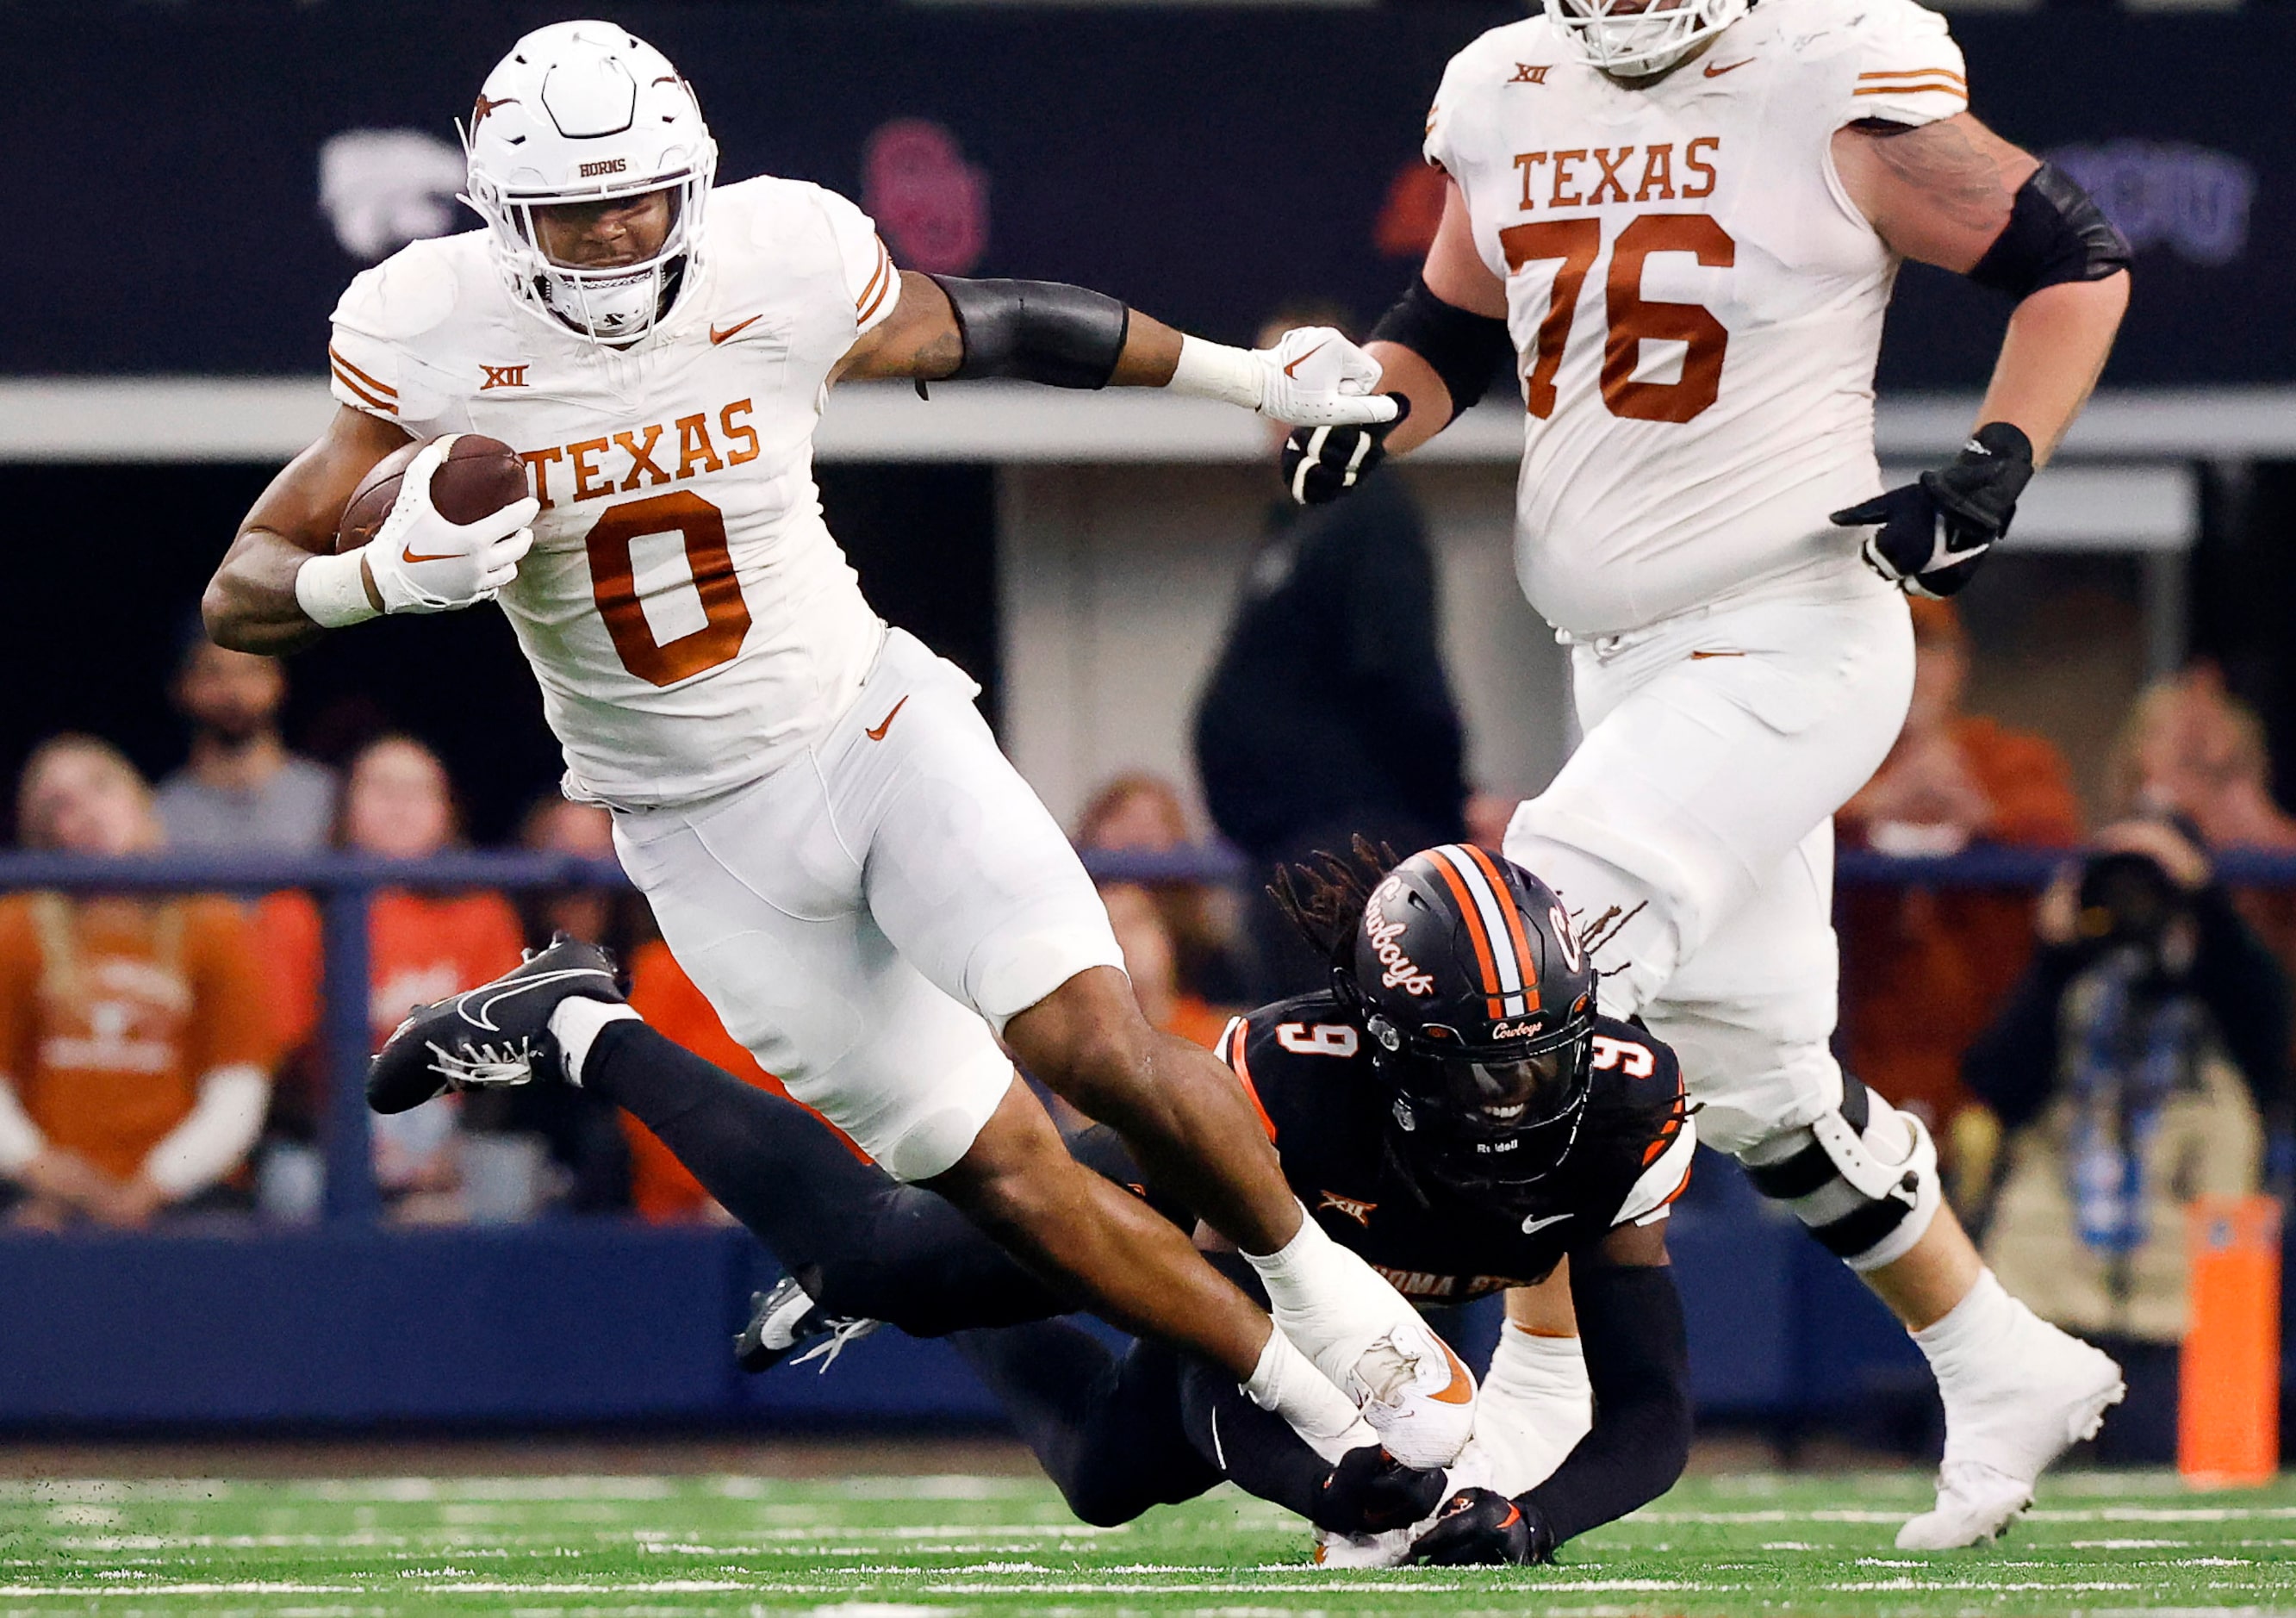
[295,548,380,628]
[1167,334,1263,411]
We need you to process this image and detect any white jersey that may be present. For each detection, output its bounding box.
[327,177,904,808]
[1425,0,1968,637]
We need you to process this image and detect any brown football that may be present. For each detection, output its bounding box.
[336,433,529,554]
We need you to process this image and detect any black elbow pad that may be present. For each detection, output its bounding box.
[1969,163,2131,299]
[930,275,1130,389]
[1369,277,1514,414]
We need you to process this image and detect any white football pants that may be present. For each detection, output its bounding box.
[1504,574,1913,1155]
[612,629,1125,1181]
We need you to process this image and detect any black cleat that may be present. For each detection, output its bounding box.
[735,1276,881,1375]
[366,933,625,1116]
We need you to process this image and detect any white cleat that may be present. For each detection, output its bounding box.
[1899,1316,2125,1550]
[1323,1316,1478,1470]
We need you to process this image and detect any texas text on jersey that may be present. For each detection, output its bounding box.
[1221,993,1695,1304]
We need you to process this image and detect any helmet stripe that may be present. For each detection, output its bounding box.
[1423,846,1504,1013]
[1461,843,1541,1010]
[1435,843,1540,1019]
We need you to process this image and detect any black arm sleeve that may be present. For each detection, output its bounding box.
[1969,163,2132,299]
[1369,277,1514,418]
[2189,886,2293,1114]
[1962,947,2081,1130]
[930,275,1131,389]
[1521,1261,1692,1546]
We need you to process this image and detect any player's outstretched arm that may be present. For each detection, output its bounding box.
[1280,178,1510,506]
[834,268,1399,428]
[204,407,414,654]
[1830,115,2130,599]
[1409,1223,1691,1566]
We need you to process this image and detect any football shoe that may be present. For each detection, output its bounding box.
[1898,1311,2125,1550]
[735,1276,881,1375]
[365,933,624,1115]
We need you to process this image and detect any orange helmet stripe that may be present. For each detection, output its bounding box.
[1425,846,1505,1018]
[1462,843,1541,1009]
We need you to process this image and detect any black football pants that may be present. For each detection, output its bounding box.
[582,1018,1332,1523]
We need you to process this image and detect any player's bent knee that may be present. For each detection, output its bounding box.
[1736,1074,1940,1272]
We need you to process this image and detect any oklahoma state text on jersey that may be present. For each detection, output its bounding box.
[1219,993,1696,1303]
[327,178,903,809]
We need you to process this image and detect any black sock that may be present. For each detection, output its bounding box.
[952,1324,1219,1526]
[583,1020,1068,1334]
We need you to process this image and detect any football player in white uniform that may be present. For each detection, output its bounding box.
[202,21,1479,1467]
[1280,0,2131,1547]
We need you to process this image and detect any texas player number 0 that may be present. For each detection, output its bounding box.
[583,490,753,688]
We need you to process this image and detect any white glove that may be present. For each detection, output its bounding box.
[360,438,538,615]
[1169,326,1401,427]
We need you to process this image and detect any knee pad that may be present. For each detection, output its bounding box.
[1738,1074,1940,1272]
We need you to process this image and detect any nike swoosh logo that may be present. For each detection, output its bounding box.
[1703,58,1753,77]
[1521,1211,1573,1235]
[455,968,615,1033]
[865,695,910,742]
[1428,1339,1476,1405]
[711,314,763,345]
[1283,341,1329,379]
[401,545,460,564]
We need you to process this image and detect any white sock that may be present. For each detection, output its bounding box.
[1243,1203,1360,1316]
[547,998,640,1086]
[1909,1266,2021,1385]
[1478,1326,1594,1491]
[1241,1325,1372,1462]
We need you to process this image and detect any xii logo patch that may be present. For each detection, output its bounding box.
[1317,1190,1378,1229]
[481,364,530,391]
[1510,63,1552,85]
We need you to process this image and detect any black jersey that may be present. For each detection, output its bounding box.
[1216,993,1694,1304]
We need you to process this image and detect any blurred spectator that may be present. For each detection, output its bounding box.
[515,793,644,956]
[153,639,336,852]
[1837,599,2082,1166]
[619,939,857,1221]
[2110,665,2296,849]
[258,735,524,1221]
[2112,667,2296,1159]
[1074,772,1246,1005]
[0,737,276,1228]
[1965,818,2288,1464]
[1193,310,1465,999]
[1099,881,1235,1049]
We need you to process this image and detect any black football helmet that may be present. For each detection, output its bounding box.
[1340,844,1599,1209]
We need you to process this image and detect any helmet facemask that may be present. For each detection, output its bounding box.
[1549,0,1752,79]
[464,162,712,345]
[1372,1010,1596,1209]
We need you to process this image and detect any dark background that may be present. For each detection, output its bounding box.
[4,2,2285,385]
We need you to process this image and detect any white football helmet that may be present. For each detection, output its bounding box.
[460,20,717,344]
[1548,0,1752,79]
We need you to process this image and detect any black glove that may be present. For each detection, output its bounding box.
[1316,1443,1450,1535]
[1280,394,1411,507]
[1830,420,2033,600]
[1406,1486,1558,1566]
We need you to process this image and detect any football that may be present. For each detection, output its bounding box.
[335,433,528,554]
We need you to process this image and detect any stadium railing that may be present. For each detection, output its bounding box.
[3,840,2288,1224]
[2,844,2287,1433]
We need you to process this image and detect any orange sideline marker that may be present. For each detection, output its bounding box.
[2180,1194,2281,1487]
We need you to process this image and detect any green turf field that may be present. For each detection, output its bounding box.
[3,1469,2293,1615]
